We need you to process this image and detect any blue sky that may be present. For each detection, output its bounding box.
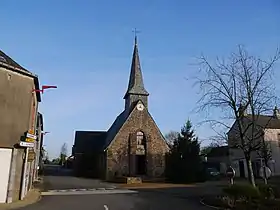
[1,1,279,159]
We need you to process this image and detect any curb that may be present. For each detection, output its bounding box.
[0,189,41,210]
[199,198,224,210]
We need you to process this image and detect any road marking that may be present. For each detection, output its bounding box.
[41,189,138,196]
[43,187,116,193]
[104,205,109,210]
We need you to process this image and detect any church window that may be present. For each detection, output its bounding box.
[136,131,144,145]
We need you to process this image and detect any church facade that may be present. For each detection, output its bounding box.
[73,37,169,180]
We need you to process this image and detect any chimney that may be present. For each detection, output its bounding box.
[273,106,280,119]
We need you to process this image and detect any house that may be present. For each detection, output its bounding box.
[73,36,169,180]
[204,146,230,175]
[228,106,280,178]
[0,50,41,203]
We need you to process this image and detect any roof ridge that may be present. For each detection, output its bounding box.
[0,50,29,72]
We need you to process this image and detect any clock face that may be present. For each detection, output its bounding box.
[137,103,144,111]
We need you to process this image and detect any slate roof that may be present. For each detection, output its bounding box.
[0,50,29,72]
[228,114,280,135]
[74,131,107,153]
[244,115,280,129]
[103,111,128,150]
[124,36,149,98]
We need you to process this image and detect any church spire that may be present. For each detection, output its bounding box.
[124,34,149,99]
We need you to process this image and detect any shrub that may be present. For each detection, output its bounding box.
[223,184,261,200]
[258,184,280,199]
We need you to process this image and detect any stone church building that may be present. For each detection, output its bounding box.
[73,37,169,180]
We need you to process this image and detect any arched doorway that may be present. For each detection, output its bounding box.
[135,131,146,175]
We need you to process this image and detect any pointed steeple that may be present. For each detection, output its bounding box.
[124,35,149,99]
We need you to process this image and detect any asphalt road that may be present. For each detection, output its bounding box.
[41,165,115,190]
[19,165,212,210]
[19,191,211,210]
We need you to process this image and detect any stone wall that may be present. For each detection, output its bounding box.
[106,101,169,180]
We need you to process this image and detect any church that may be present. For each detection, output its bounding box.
[72,36,169,180]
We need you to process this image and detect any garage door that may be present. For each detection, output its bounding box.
[0,148,12,203]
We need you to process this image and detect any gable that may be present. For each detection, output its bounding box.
[105,100,169,151]
[0,51,41,102]
[228,115,280,135]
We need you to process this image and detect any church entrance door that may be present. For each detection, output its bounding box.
[136,155,146,175]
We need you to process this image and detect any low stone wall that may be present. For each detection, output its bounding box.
[112,176,142,184]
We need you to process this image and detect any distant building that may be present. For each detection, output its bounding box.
[73,37,169,180]
[203,146,230,175]
[0,50,41,203]
[228,107,280,178]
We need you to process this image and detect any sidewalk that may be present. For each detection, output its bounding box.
[0,189,41,210]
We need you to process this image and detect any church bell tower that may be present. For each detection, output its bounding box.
[124,35,149,111]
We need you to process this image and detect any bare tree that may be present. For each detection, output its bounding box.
[195,45,279,186]
[257,141,272,167]
[208,131,228,147]
[164,131,180,147]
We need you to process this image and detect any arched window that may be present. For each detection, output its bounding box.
[136,131,144,145]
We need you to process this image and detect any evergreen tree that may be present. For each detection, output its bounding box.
[166,120,205,183]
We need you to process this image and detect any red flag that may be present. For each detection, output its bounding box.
[42,85,57,90]
[32,85,57,94]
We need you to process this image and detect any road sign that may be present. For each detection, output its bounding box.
[19,141,34,148]
[25,138,35,143]
[26,133,37,140]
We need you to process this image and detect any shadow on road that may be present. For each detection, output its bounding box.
[43,164,73,177]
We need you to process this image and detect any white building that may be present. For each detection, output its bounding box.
[228,107,280,178]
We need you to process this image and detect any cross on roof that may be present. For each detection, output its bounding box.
[132,28,141,37]
[132,28,141,45]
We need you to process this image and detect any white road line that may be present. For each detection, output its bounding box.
[41,189,138,196]
[104,205,109,210]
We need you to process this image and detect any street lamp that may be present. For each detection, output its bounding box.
[42,131,50,136]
